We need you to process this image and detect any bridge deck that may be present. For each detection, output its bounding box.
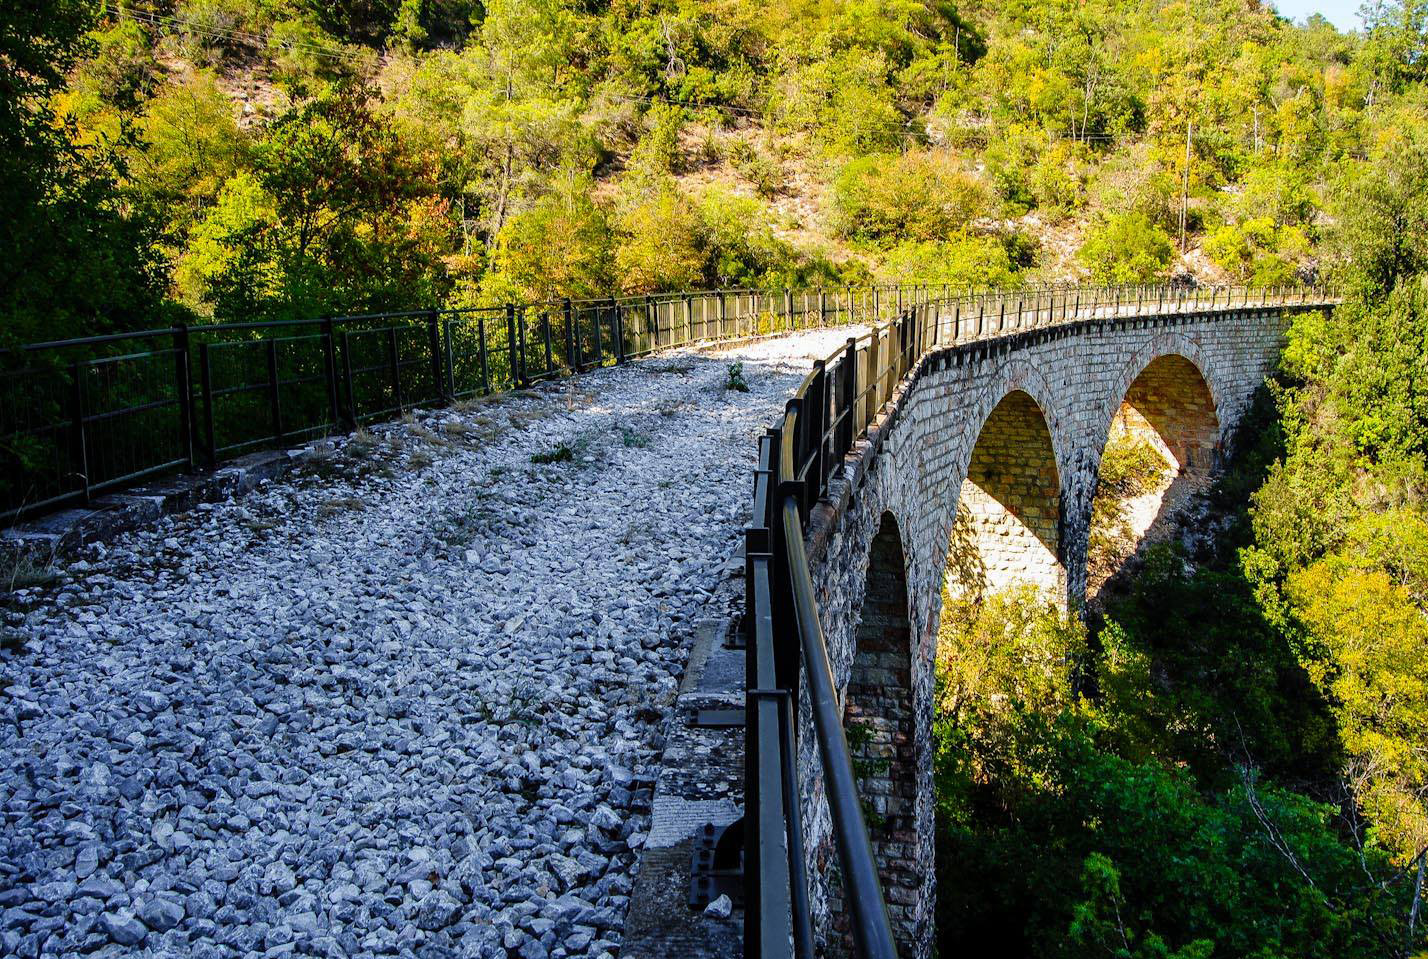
[0,327,859,958]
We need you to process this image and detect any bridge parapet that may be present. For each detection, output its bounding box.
[737,286,1337,959]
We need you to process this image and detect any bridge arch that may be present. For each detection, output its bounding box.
[842,511,918,954]
[922,357,1074,608]
[1081,339,1223,593]
[795,306,1301,959]
[952,388,1064,600]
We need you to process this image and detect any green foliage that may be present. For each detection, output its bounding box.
[614,185,705,293]
[697,187,802,288]
[876,234,1017,289]
[627,103,686,178]
[135,71,250,235]
[1328,135,1428,297]
[1077,212,1174,284]
[832,150,989,244]
[1087,432,1170,577]
[1288,535,1428,860]
[1204,216,1308,286]
[933,580,1410,958]
[75,16,160,111]
[484,180,612,303]
[0,0,171,344]
[180,83,446,320]
[769,48,905,156]
[530,442,575,464]
[727,138,785,197]
[723,361,748,392]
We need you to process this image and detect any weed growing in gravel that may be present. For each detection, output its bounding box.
[531,444,575,464]
[346,428,379,458]
[620,427,650,449]
[474,678,544,725]
[724,361,750,392]
[432,500,498,547]
[5,554,60,593]
[407,424,450,449]
[318,496,365,518]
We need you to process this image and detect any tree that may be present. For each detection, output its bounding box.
[614,186,705,293]
[832,150,989,244]
[1328,137,1428,297]
[1077,212,1174,284]
[483,178,612,303]
[180,83,446,321]
[0,0,171,343]
[134,70,250,236]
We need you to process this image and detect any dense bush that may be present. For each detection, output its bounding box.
[832,150,989,244]
[1077,211,1174,284]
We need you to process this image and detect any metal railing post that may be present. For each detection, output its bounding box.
[427,309,447,405]
[172,323,195,472]
[321,317,343,430]
[592,301,604,367]
[69,361,90,505]
[269,337,287,441]
[341,331,357,420]
[543,309,555,376]
[478,314,491,395]
[566,298,579,371]
[199,344,217,469]
[614,301,627,364]
[506,303,522,387]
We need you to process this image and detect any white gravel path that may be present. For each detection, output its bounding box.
[0,327,859,959]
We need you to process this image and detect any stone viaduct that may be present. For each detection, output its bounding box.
[795,303,1308,957]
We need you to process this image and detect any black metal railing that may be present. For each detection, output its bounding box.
[741,282,1337,959]
[1,285,938,523]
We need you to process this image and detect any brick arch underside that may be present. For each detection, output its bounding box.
[1113,353,1221,476]
[953,389,1063,598]
[1088,353,1222,593]
[843,512,918,956]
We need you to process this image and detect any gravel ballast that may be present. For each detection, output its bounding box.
[0,328,858,959]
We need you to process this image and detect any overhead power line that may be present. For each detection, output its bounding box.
[605,90,1133,145]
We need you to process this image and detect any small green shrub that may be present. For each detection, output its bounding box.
[530,443,576,464]
[1077,212,1174,284]
[728,139,786,197]
[832,150,990,244]
[1098,435,1169,500]
[724,361,750,392]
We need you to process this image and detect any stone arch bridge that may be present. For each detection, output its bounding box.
[792,300,1324,957]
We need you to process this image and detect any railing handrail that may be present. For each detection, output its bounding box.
[1,281,1331,526]
[743,283,1340,959]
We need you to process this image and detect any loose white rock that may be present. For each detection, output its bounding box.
[0,328,859,957]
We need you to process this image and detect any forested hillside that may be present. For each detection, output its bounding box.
[4,0,1420,344]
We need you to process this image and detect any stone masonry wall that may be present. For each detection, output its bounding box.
[959,390,1063,598]
[836,514,918,956]
[1116,353,1222,474]
[796,308,1300,958]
